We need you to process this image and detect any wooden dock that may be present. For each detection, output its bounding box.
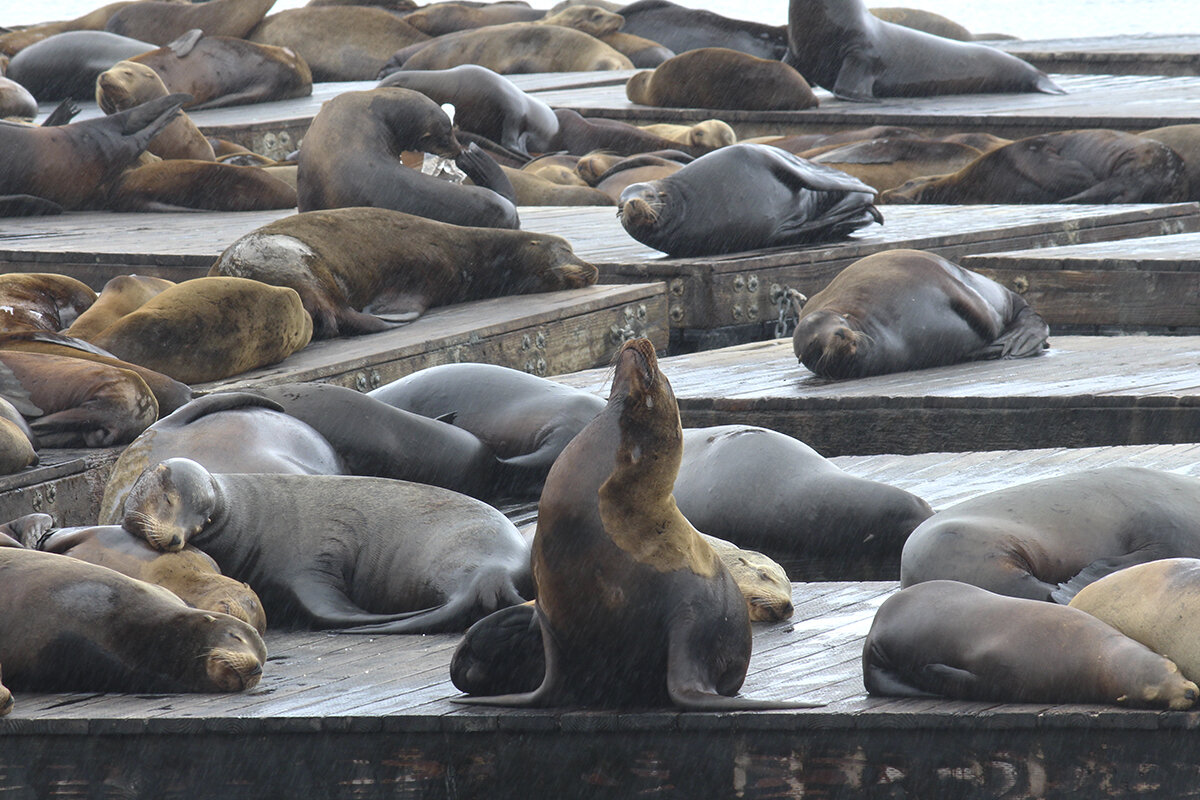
[994,34,1200,76]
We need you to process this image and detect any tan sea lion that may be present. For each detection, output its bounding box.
[1139,125,1200,201]
[0,76,37,119]
[105,0,277,46]
[88,277,312,384]
[398,22,633,73]
[520,153,588,186]
[863,580,1198,709]
[638,120,736,149]
[0,417,37,476]
[868,7,974,40]
[95,60,216,161]
[211,207,596,338]
[107,159,299,212]
[599,31,674,67]
[500,167,615,206]
[63,275,176,341]
[576,149,692,185]
[627,48,818,110]
[0,547,266,692]
[400,2,546,36]
[0,273,96,333]
[595,156,684,201]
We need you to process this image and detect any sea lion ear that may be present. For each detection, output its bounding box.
[167,29,204,58]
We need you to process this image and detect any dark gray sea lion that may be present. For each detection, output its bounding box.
[121,459,535,633]
[618,0,788,60]
[792,249,1049,379]
[1137,125,1200,202]
[105,0,277,45]
[863,580,1198,709]
[0,1,139,59]
[618,143,881,257]
[900,467,1200,602]
[5,30,155,101]
[783,0,1062,100]
[626,47,818,110]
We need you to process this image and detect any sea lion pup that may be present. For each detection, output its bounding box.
[95,60,216,161]
[106,159,300,212]
[5,30,156,101]
[617,0,789,60]
[32,522,268,634]
[210,207,597,339]
[369,362,607,497]
[626,48,818,111]
[0,76,37,119]
[63,275,176,341]
[297,88,519,229]
[0,547,266,693]
[377,65,559,156]
[87,277,312,384]
[804,137,984,193]
[400,2,546,36]
[105,0,276,45]
[619,143,881,258]
[396,22,634,73]
[784,0,1061,101]
[883,129,1190,205]
[121,458,535,633]
[639,120,736,149]
[128,29,313,110]
[900,467,1200,602]
[0,274,96,334]
[0,92,187,213]
[0,351,158,447]
[863,580,1198,709]
[792,249,1049,379]
[455,339,821,709]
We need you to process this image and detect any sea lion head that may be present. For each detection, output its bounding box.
[729,553,793,622]
[0,666,12,716]
[122,458,219,552]
[792,309,871,379]
[191,578,269,635]
[879,174,941,204]
[507,233,599,293]
[610,337,680,478]
[193,613,268,692]
[1119,658,1198,711]
[96,61,167,115]
[617,181,673,238]
[542,5,624,36]
[689,120,736,150]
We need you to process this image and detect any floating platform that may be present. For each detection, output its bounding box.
[555,335,1200,456]
[995,34,1200,77]
[962,231,1200,333]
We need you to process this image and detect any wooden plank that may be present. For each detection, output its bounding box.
[994,34,1200,76]
[0,447,121,527]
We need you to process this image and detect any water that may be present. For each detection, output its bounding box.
[4,0,1196,38]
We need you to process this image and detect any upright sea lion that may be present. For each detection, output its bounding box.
[397,22,633,73]
[863,580,1198,709]
[0,273,96,334]
[210,207,597,338]
[639,120,736,150]
[882,129,1190,204]
[63,275,175,341]
[626,48,818,110]
[297,88,519,229]
[0,76,37,119]
[900,467,1200,601]
[784,0,1062,100]
[617,0,788,60]
[122,459,535,633]
[129,29,313,110]
[95,60,216,161]
[1138,124,1200,201]
[87,277,312,384]
[5,30,155,101]
[33,523,268,634]
[400,2,546,36]
[107,159,299,212]
[0,547,266,693]
[105,0,276,45]
[454,339,820,708]
[805,137,984,193]
[618,143,882,257]
[791,249,1049,379]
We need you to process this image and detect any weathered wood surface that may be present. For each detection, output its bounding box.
[0,448,119,528]
[995,34,1200,76]
[555,335,1200,455]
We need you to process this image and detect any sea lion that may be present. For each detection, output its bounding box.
[0,273,96,334]
[900,467,1200,602]
[501,167,615,205]
[618,143,882,257]
[397,22,633,73]
[599,31,674,67]
[756,125,924,154]
[627,48,818,110]
[548,108,715,157]
[247,7,429,82]
[454,339,820,709]
[804,137,984,193]
[868,7,974,40]
[105,0,276,45]
[576,148,693,184]
[0,350,158,447]
[863,580,1198,709]
[377,64,558,156]
[1138,125,1200,201]
[639,121,736,149]
[537,4,625,36]
[0,666,10,716]
[882,129,1190,204]
[63,275,175,341]
[296,88,519,229]
[673,425,933,568]
[595,157,683,201]
[33,522,268,634]
[0,546,266,693]
[369,362,607,497]
[5,30,155,101]
[521,153,587,186]
[95,60,216,161]
[97,392,344,525]
[0,417,37,475]
[209,207,597,338]
[1067,559,1200,684]
[783,0,1062,100]
[400,2,546,36]
[0,92,186,213]
[0,76,37,119]
[128,29,313,110]
[791,249,1049,379]
[121,459,535,633]
[0,1,139,58]
[617,0,788,60]
[87,277,312,384]
[106,159,299,212]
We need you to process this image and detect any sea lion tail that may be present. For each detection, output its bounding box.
[1035,73,1066,95]
[162,392,287,426]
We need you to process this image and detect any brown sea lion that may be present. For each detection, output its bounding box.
[5,30,156,101]
[247,7,429,81]
[87,277,312,384]
[805,137,983,192]
[639,120,736,149]
[599,31,673,67]
[121,459,535,633]
[549,108,713,157]
[107,159,299,212]
[105,0,276,45]
[882,129,1190,204]
[400,2,546,36]
[453,339,820,709]
[0,417,37,475]
[520,154,588,186]
[937,132,1011,152]
[33,522,268,634]
[755,125,924,154]
[398,22,633,73]
[0,273,96,334]
[863,580,1198,709]
[95,60,216,161]
[868,7,974,40]
[575,148,692,184]
[784,0,1062,100]
[0,547,266,692]
[63,275,176,341]
[129,28,312,110]
[900,468,1200,602]
[0,76,37,119]
[627,47,818,110]
[617,0,788,60]
[792,249,1049,379]
[210,207,596,338]
[594,155,684,201]
[500,167,615,206]
[537,4,624,35]
[1139,124,1200,201]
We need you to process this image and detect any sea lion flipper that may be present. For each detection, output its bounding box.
[0,513,54,548]
[455,143,519,206]
[920,663,982,696]
[166,29,204,58]
[1051,553,1166,604]
[831,54,877,102]
[0,194,64,218]
[40,100,80,128]
[989,306,1050,359]
[31,526,91,554]
[164,392,286,425]
[0,363,43,418]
